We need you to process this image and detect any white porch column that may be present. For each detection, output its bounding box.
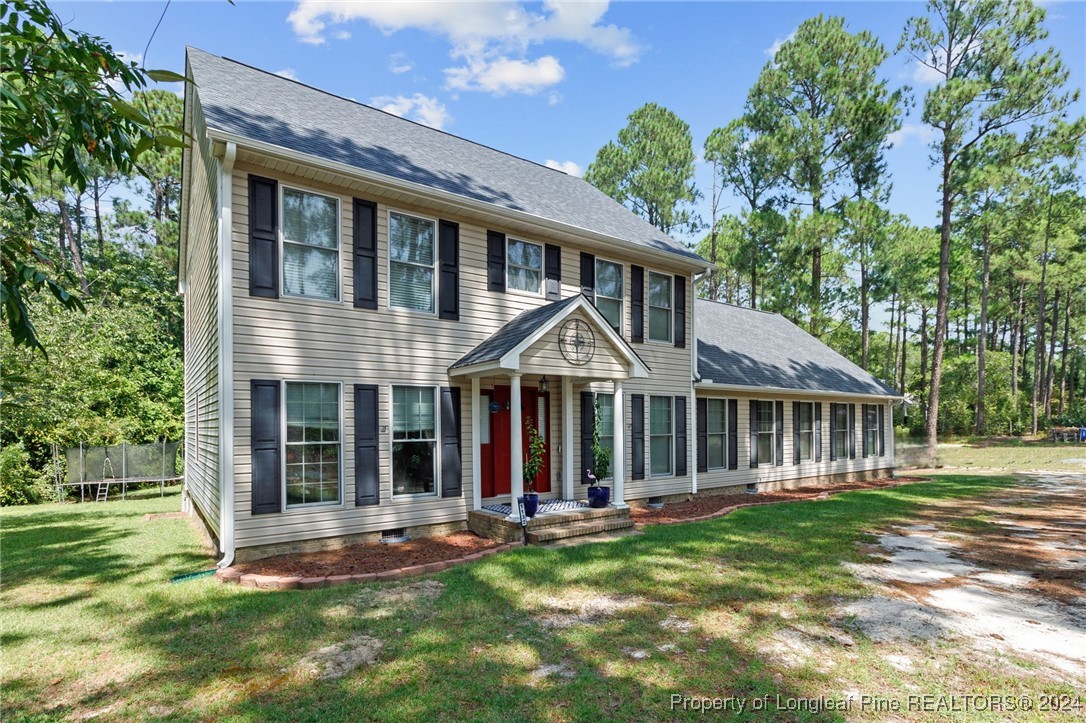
[471,376,482,511]
[562,375,574,500]
[612,379,627,508]
[508,373,524,519]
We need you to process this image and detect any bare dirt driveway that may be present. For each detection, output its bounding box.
[837,473,1086,689]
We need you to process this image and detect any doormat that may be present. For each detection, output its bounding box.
[482,499,590,516]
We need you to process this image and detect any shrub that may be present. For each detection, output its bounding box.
[1,443,54,506]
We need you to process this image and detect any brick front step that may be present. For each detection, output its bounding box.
[526,517,635,544]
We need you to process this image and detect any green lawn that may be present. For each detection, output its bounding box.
[932,440,1086,472]
[1,477,1072,722]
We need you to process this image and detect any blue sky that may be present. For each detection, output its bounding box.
[58,0,1086,246]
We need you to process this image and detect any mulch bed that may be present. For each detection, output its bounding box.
[629,476,929,525]
[233,531,499,578]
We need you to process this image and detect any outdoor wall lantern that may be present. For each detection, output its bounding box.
[538,376,550,393]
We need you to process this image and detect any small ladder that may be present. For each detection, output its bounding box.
[96,458,115,502]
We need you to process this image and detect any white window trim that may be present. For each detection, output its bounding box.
[646,269,673,344]
[389,383,441,500]
[755,400,776,466]
[797,401,815,462]
[387,208,439,316]
[279,183,342,304]
[649,395,674,478]
[863,404,879,457]
[281,379,345,512]
[706,397,728,470]
[833,403,850,459]
[594,257,625,335]
[505,237,544,298]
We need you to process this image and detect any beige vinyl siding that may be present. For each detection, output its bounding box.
[228,159,699,549]
[696,392,894,490]
[182,87,221,536]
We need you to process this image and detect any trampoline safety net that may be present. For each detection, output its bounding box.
[65,441,181,484]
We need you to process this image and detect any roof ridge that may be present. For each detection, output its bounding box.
[191,48,570,177]
[695,297,781,317]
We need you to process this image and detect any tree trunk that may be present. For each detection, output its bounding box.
[860,256,869,370]
[886,292,898,382]
[92,176,106,259]
[1044,291,1059,417]
[1010,283,1023,400]
[750,263,757,309]
[1059,293,1071,414]
[58,200,89,294]
[1032,192,1053,434]
[920,305,929,421]
[976,223,991,435]
[926,156,955,462]
[898,302,908,395]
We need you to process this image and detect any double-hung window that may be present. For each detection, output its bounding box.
[706,398,727,469]
[282,188,339,300]
[284,382,341,507]
[833,404,849,459]
[392,386,438,496]
[507,239,542,294]
[864,404,878,456]
[596,393,614,479]
[648,272,672,342]
[389,211,436,313]
[649,396,673,476]
[756,401,775,465]
[797,402,815,461]
[595,259,623,333]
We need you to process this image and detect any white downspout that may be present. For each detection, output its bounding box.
[217,141,237,568]
[690,270,708,495]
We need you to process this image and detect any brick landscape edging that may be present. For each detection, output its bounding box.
[215,540,523,591]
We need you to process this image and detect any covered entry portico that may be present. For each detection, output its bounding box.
[449,295,649,522]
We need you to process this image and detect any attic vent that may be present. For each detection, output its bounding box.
[745,483,758,494]
[380,528,409,544]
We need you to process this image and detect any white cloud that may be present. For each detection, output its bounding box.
[370,93,451,130]
[764,29,796,58]
[544,159,582,176]
[287,0,642,95]
[445,55,564,95]
[911,59,943,85]
[389,52,414,74]
[887,123,937,148]
[547,91,562,106]
[334,30,351,40]
[274,68,299,81]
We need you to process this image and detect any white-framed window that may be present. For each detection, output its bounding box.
[595,258,623,333]
[391,385,438,497]
[389,210,437,313]
[284,381,342,507]
[648,271,672,342]
[596,393,614,480]
[706,398,727,469]
[833,404,849,459]
[864,404,879,456]
[507,238,543,295]
[797,402,815,461]
[755,400,775,465]
[649,395,673,476]
[281,186,340,301]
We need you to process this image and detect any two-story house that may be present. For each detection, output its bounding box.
[180,49,899,565]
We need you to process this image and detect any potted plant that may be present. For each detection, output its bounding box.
[587,399,612,508]
[520,421,546,518]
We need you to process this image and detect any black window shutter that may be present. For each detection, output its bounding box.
[727,399,738,470]
[250,380,281,515]
[580,392,595,484]
[793,401,801,465]
[630,265,645,343]
[352,198,377,309]
[829,403,838,461]
[696,397,708,473]
[248,175,279,298]
[631,394,645,480]
[440,387,462,497]
[438,220,460,320]
[675,395,687,476]
[580,252,596,303]
[673,274,686,348]
[749,400,759,468]
[487,230,506,292]
[354,384,379,506]
[774,400,784,466]
[814,402,823,462]
[861,404,870,458]
[545,244,561,301]
[848,404,856,459]
[878,404,886,457]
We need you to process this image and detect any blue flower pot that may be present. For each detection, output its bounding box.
[587,486,610,508]
[519,493,540,519]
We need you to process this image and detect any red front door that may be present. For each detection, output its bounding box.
[480,385,551,497]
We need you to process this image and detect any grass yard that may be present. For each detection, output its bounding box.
[2,476,1080,722]
[895,438,1086,473]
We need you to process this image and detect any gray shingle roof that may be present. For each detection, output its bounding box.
[696,300,900,397]
[186,48,704,265]
[450,296,580,370]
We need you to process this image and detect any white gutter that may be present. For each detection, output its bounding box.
[690,271,709,495]
[217,141,237,568]
[205,128,712,275]
[695,380,901,402]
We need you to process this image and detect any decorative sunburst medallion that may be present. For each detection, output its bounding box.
[558,319,595,365]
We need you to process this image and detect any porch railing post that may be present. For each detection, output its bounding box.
[561,375,574,501]
[508,373,524,520]
[612,379,627,508]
